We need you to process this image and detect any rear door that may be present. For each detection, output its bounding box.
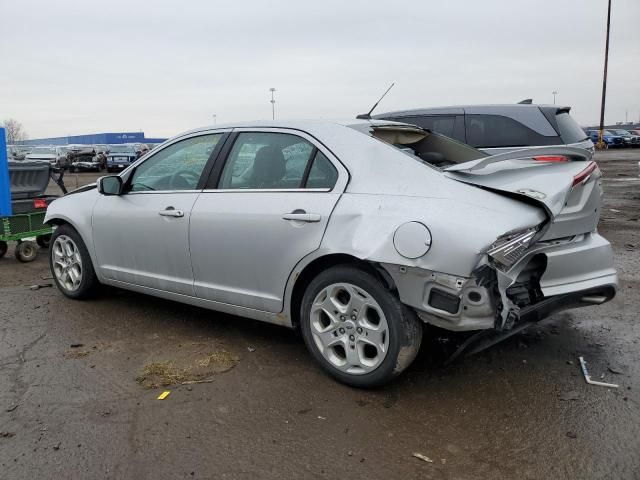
[189,128,348,312]
[92,132,228,295]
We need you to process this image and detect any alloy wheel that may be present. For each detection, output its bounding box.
[52,235,83,292]
[310,282,389,375]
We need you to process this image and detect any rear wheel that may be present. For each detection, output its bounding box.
[15,241,38,263]
[300,265,422,388]
[49,224,98,299]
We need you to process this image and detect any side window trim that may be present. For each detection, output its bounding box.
[300,147,318,188]
[204,131,239,190]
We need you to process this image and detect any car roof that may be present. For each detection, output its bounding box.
[374,103,571,118]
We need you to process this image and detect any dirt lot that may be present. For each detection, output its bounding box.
[1,150,639,479]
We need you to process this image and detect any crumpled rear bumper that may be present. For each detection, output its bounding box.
[537,232,617,296]
[381,232,617,332]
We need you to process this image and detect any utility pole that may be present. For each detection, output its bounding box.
[552,91,558,105]
[597,0,612,150]
[270,88,276,120]
[212,114,217,126]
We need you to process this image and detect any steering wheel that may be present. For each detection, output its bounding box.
[169,169,201,189]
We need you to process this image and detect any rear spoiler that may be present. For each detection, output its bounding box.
[444,146,592,173]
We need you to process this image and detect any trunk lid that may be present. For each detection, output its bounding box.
[444,147,601,239]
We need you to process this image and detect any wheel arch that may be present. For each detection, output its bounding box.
[288,253,397,330]
[45,215,101,280]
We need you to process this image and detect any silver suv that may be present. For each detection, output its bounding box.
[375,103,593,155]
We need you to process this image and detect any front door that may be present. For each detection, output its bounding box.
[189,129,347,312]
[92,132,226,295]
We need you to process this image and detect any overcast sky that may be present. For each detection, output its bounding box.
[1,0,638,140]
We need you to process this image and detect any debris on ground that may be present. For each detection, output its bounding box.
[6,404,19,412]
[579,356,619,388]
[559,391,580,401]
[608,364,626,375]
[29,283,52,290]
[53,442,61,450]
[412,453,434,463]
[566,431,577,439]
[157,391,171,400]
[136,351,238,389]
[247,346,256,352]
[70,343,84,348]
[0,432,16,438]
[180,379,215,386]
[63,349,90,359]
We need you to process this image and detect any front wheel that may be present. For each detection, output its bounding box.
[300,265,422,388]
[49,224,99,299]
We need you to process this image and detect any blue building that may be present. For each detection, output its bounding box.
[19,132,167,146]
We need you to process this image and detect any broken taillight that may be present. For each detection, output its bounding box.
[34,199,47,209]
[572,161,598,188]
[532,155,568,162]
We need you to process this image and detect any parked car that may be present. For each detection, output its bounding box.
[106,145,138,172]
[374,104,594,155]
[44,120,617,387]
[587,130,625,148]
[610,129,640,147]
[24,146,73,168]
[67,146,99,172]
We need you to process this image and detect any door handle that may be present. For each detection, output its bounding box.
[159,207,184,218]
[282,211,321,223]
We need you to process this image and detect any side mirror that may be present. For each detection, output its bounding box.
[97,175,123,195]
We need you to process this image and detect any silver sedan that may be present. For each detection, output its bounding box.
[45,120,617,387]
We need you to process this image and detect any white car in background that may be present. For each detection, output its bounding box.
[44,119,617,387]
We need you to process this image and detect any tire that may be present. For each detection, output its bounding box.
[37,234,52,248]
[300,265,422,388]
[49,224,99,299]
[0,241,7,258]
[15,241,38,263]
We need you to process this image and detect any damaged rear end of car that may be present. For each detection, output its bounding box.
[411,146,616,340]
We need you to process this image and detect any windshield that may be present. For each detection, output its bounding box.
[613,130,630,136]
[30,147,55,155]
[604,130,617,136]
[109,145,135,153]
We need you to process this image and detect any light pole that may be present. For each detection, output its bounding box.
[212,114,217,126]
[552,91,558,105]
[597,0,612,150]
[269,88,276,120]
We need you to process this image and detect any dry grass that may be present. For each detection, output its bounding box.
[136,350,238,389]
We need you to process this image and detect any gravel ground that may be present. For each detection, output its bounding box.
[1,150,639,479]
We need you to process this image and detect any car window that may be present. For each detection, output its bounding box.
[465,114,558,148]
[555,112,589,143]
[219,132,316,189]
[393,115,456,138]
[130,134,222,192]
[305,151,338,189]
